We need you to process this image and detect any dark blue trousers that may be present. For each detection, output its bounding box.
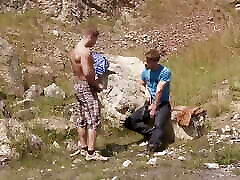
[124,101,171,146]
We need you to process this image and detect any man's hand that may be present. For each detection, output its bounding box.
[92,81,104,93]
[96,83,104,92]
[148,104,157,118]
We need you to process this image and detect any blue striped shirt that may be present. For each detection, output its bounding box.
[91,52,109,77]
[141,65,171,102]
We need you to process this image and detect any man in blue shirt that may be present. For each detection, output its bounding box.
[124,49,172,152]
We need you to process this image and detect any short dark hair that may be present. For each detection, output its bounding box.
[83,28,99,37]
[145,49,160,61]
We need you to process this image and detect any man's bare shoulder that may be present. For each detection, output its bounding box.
[74,46,91,57]
[69,49,79,60]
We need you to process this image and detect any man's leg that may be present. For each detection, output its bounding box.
[85,91,108,161]
[76,127,88,156]
[87,128,96,152]
[77,127,88,148]
[149,103,171,151]
[86,127,108,161]
[124,104,153,137]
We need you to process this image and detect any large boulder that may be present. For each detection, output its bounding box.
[0,37,24,97]
[98,55,145,128]
[0,119,12,162]
[0,100,44,161]
[0,117,45,161]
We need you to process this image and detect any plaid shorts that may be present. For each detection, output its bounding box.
[73,80,101,129]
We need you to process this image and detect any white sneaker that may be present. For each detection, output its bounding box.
[70,148,88,157]
[70,149,80,157]
[80,149,88,156]
[85,151,109,161]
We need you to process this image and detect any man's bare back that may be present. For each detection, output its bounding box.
[69,44,97,87]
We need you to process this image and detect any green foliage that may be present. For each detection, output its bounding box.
[32,95,75,118]
[55,76,75,97]
[216,144,240,165]
[0,10,42,32]
[33,96,66,117]
[222,26,240,48]
[10,133,28,158]
[31,125,78,145]
[165,31,240,106]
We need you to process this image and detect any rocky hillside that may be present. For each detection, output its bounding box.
[0,0,143,22]
[1,0,238,56]
[0,0,240,179]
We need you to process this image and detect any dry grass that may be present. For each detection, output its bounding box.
[216,144,240,165]
[232,168,240,176]
[164,27,240,107]
[0,10,47,64]
[204,100,231,118]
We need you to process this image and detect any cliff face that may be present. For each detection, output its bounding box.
[0,37,24,97]
[0,0,142,23]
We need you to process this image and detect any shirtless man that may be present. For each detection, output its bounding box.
[69,28,107,161]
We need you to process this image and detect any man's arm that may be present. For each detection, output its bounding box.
[149,67,171,117]
[155,68,171,106]
[148,81,168,117]
[69,51,81,74]
[140,79,153,103]
[140,70,152,101]
[155,81,168,106]
[80,53,99,88]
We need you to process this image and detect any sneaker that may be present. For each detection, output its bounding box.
[85,151,109,161]
[80,148,88,156]
[70,149,80,157]
[70,148,88,157]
